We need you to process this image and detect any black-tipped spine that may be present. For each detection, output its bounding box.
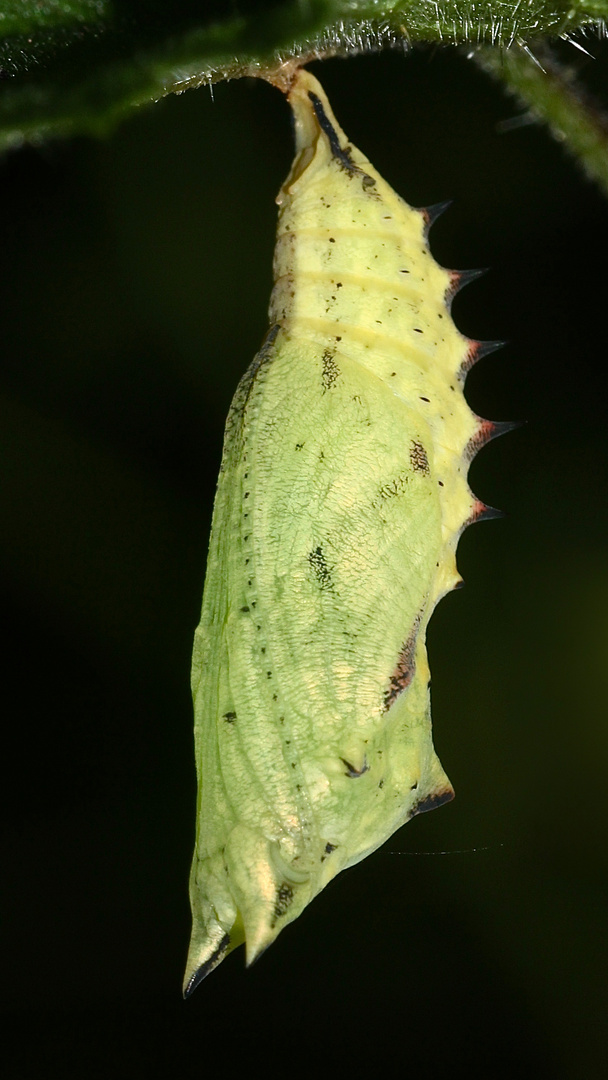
[465,418,523,461]
[469,500,506,525]
[422,199,452,233]
[447,267,488,306]
[461,339,507,377]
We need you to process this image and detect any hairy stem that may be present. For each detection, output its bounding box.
[476,43,608,197]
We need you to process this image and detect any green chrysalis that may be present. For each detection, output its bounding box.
[184,67,502,993]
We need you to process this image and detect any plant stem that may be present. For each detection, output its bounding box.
[476,44,608,196]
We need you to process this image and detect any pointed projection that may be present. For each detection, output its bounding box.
[184,68,503,993]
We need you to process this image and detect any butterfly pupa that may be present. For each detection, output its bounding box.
[184,67,499,993]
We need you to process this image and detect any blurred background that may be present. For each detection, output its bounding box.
[2,43,607,1077]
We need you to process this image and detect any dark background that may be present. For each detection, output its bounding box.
[2,44,607,1077]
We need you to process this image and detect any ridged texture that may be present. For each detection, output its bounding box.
[184,69,498,994]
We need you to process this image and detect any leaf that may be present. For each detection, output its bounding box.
[0,0,606,149]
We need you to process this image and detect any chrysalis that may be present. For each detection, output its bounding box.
[184,68,503,993]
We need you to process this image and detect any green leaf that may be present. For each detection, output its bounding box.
[0,0,606,148]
